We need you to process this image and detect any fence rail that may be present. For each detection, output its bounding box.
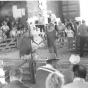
[0,38,17,51]
[57,37,75,51]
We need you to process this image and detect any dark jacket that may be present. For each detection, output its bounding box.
[2,80,29,88]
[33,64,60,88]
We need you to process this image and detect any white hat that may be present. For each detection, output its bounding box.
[69,54,80,64]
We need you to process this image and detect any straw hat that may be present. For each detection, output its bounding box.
[69,54,80,64]
[47,53,60,61]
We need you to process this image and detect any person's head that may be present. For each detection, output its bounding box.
[73,64,87,79]
[11,22,14,27]
[66,19,70,24]
[3,21,7,26]
[9,68,22,82]
[39,13,42,16]
[6,17,10,22]
[82,20,85,24]
[46,53,60,68]
[47,22,55,31]
[46,72,64,88]
[75,21,79,26]
[58,20,62,25]
[79,21,81,25]
[67,25,71,30]
[48,11,52,16]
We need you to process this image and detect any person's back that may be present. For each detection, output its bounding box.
[62,68,73,85]
[35,67,54,88]
[62,80,88,88]
[78,23,88,37]
[62,64,88,88]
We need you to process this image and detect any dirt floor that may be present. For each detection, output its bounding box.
[37,47,88,60]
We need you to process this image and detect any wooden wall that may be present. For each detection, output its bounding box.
[0,1,28,27]
[0,1,80,26]
[61,0,80,20]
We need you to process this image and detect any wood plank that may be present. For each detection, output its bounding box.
[2,39,17,51]
[0,42,17,47]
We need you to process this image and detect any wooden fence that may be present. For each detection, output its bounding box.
[57,37,76,51]
[0,37,76,52]
[0,38,17,51]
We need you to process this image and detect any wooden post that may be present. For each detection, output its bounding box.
[27,21,36,84]
[75,23,78,54]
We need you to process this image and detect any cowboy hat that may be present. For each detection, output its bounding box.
[47,53,60,61]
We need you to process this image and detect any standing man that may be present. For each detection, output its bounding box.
[78,20,88,57]
[57,20,66,37]
[33,53,61,88]
[48,11,56,24]
[37,13,45,32]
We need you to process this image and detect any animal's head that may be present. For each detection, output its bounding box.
[31,35,45,51]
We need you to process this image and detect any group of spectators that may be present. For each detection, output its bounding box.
[34,53,88,88]
[0,53,87,88]
[0,16,28,39]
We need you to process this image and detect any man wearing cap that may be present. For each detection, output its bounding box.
[62,54,80,85]
[3,68,29,88]
[48,11,56,24]
[33,53,61,88]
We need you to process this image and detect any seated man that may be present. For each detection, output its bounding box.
[3,68,29,88]
[62,64,88,88]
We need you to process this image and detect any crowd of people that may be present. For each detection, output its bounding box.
[0,53,87,88]
[0,16,28,39]
[34,53,88,88]
[0,11,87,88]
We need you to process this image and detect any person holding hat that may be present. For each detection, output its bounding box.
[62,54,80,85]
[33,53,61,88]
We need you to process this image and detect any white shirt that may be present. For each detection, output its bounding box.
[0,68,6,84]
[62,77,88,88]
[1,25,9,33]
[57,24,66,32]
[65,29,74,37]
[38,16,44,25]
[50,14,56,23]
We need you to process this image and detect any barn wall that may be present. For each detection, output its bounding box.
[0,1,28,27]
[47,1,61,18]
